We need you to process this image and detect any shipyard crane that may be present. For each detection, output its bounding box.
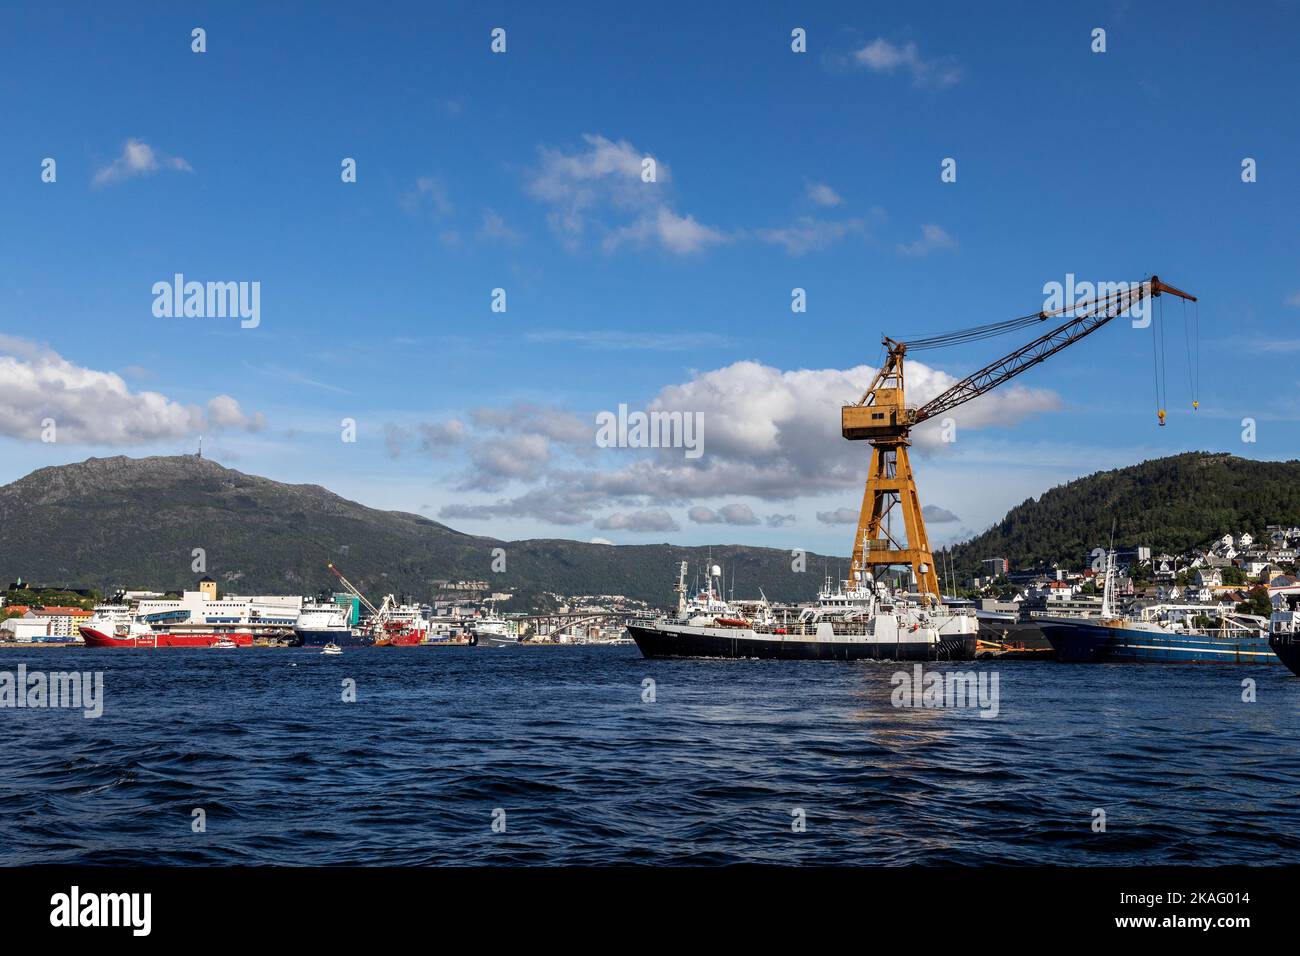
[842,275,1197,604]
[326,562,381,618]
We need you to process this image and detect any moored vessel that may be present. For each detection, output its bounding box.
[1042,551,1276,664]
[1269,595,1300,675]
[80,587,301,648]
[81,621,257,648]
[324,564,429,646]
[364,595,428,646]
[470,602,518,646]
[629,562,978,661]
[295,602,370,647]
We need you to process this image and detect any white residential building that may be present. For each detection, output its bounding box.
[1195,568,1223,588]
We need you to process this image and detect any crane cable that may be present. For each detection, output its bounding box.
[901,284,1138,351]
[903,311,1047,350]
[1182,296,1199,411]
[1152,294,1168,425]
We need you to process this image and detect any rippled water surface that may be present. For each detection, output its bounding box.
[2,646,1297,865]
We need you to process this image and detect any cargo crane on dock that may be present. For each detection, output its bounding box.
[842,275,1197,604]
[327,562,381,618]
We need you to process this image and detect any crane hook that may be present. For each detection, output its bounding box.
[1192,400,1199,411]
[1157,409,1167,426]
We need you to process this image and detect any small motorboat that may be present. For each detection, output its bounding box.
[320,643,343,656]
[210,637,239,649]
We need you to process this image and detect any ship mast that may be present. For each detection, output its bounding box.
[674,561,689,618]
[1100,550,1116,619]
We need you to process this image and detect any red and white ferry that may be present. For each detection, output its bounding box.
[80,590,302,648]
[80,618,257,648]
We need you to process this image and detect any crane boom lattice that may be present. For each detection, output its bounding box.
[840,275,1197,604]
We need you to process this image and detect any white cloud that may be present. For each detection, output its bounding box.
[466,434,551,490]
[604,207,726,255]
[688,503,761,525]
[92,139,192,186]
[0,336,262,444]
[526,133,726,255]
[441,487,597,526]
[206,395,265,432]
[589,537,615,545]
[419,419,468,449]
[469,401,590,446]
[758,216,864,255]
[816,507,859,525]
[594,509,679,533]
[922,504,960,523]
[852,38,962,89]
[478,208,520,244]
[432,357,1059,529]
[401,175,453,216]
[897,223,958,256]
[805,181,843,207]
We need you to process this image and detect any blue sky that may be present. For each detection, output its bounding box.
[2,1,1298,557]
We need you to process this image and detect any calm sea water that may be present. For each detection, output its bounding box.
[2,645,1297,866]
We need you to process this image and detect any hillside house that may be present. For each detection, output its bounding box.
[1195,568,1223,588]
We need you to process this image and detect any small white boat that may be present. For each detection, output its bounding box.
[210,637,239,649]
[320,642,343,656]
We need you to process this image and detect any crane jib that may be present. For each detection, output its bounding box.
[841,273,1197,607]
[910,278,1193,424]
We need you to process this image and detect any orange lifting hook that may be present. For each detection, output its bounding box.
[1157,409,1167,426]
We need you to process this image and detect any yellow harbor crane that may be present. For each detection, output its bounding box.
[841,275,1197,604]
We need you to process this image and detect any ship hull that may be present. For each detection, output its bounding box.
[80,627,254,648]
[371,628,425,646]
[629,623,976,661]
[976,616,1049,648]
[472,633,519,647]
[296,628,373,648]
[1269,634,1300,676]
[1042,621,1278,664]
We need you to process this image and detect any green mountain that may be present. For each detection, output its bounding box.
[0,455,845,608]
[950,452,1300,572]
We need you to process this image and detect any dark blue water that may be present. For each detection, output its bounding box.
[2,646,1297,865]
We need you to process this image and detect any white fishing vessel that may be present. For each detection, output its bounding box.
[471,605,518,647]
[628,562,978,661]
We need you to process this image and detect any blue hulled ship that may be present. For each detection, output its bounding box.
[1042,550,1275,664]
[1041,617,1276,663]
